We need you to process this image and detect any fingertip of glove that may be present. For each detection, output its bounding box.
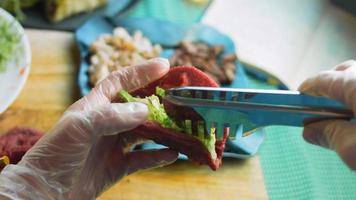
[333,60,356,71]
[298,81,310,92]
[303,122,330,148]
[146,57,170,74]
[298,79,316,94]
[148,57,169,67]
[303,124,318,145]
[339,144,356,171]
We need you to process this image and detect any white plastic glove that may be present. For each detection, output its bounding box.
[0,58,178,200]
[299,60,356,170]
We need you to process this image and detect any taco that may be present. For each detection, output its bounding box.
[119,66,229,170]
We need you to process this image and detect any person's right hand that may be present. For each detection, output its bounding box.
[299,60,356,170]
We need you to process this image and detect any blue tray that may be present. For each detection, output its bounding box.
[75,16,264,159]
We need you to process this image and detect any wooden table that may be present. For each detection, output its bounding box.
[0,29,267,200]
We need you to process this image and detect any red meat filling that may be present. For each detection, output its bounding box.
[128,66,228,170]
[0,127,43,165]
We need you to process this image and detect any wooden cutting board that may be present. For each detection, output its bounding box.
[0,29,268,200]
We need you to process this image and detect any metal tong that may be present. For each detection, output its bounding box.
[164,87,354,138]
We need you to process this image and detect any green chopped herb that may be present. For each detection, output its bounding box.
[1,0,25,21]
[155,87,166,97]
[0,0,40,21]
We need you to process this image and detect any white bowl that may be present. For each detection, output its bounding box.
[0,8,31,114]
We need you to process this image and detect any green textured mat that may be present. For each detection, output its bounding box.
[249,79,356,200]
[260,126,356,199]
[127,1,356,199]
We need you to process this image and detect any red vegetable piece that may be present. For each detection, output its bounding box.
[0,127,43,165]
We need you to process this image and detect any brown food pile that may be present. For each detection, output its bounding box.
[170,41,237,85]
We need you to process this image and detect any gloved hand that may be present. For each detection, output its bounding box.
[0,58,178,200]
[299,60,356,170]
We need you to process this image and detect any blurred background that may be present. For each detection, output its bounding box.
[0,0,356,199]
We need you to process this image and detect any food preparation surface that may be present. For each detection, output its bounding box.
[0,29,267,199]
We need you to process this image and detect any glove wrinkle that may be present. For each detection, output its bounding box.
[0,58,178,199]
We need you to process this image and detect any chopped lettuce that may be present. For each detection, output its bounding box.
[155,87,166,97]
[118,88,216,157]
[119,90,182,131]
[0,17,21,72]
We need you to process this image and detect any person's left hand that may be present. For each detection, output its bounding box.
[0,58,178,200]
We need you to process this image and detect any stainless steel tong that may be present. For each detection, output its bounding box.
[163,87,354,138]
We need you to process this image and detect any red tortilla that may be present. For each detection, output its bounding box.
[129,66,228,170]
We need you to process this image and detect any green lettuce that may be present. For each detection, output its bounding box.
[119,90,181,131]
[0,17,21,72]
[118,88,217,158]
